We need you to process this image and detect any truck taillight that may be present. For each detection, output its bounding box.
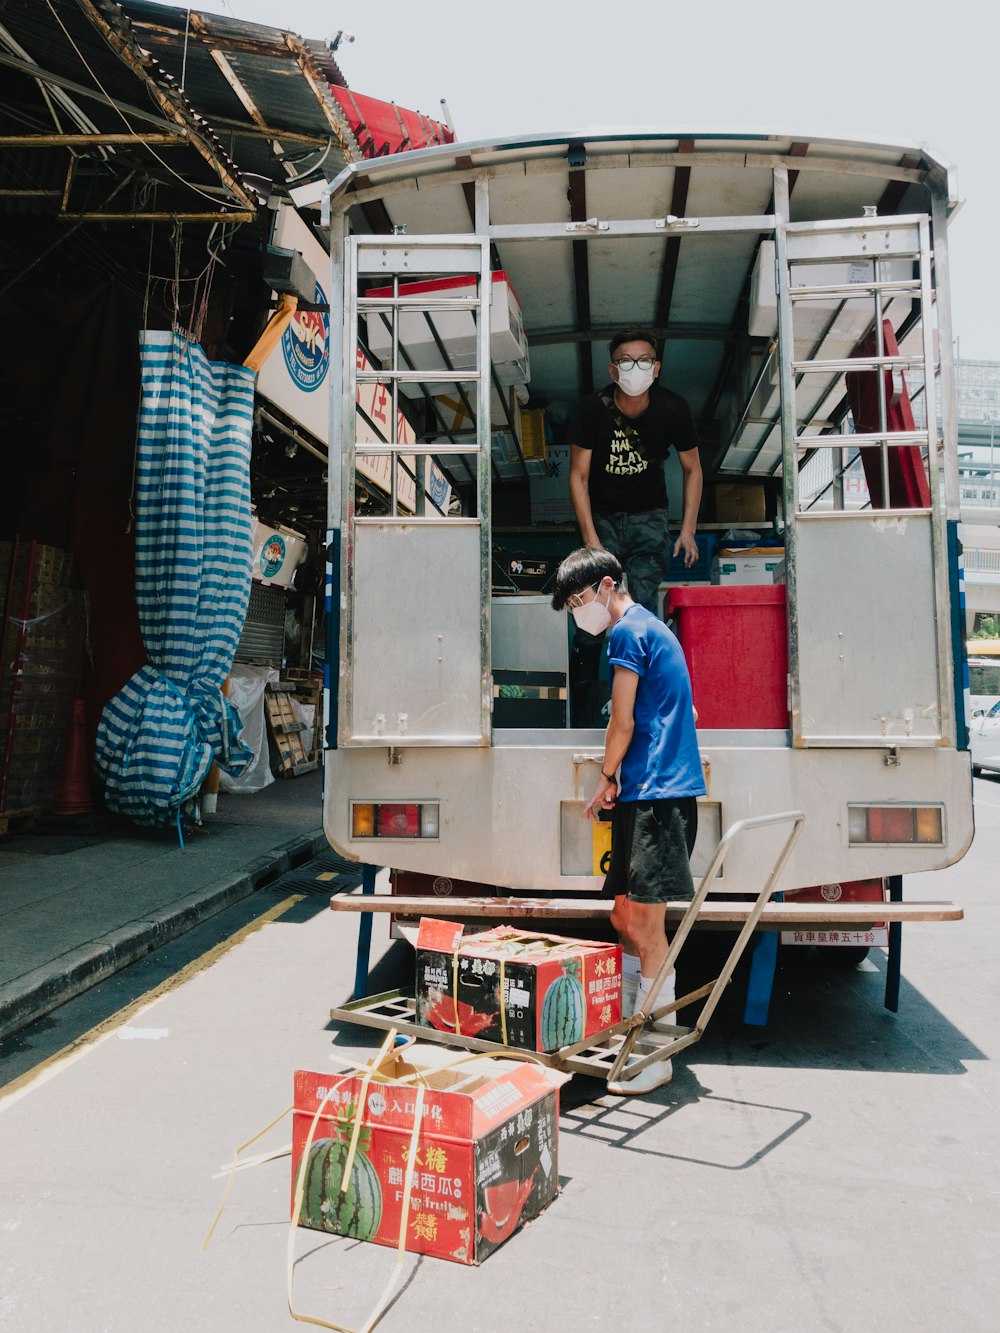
[847,804,943,845]
[350,802,440,840]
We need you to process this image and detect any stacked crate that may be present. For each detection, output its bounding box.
[264,677,320,777]
[282,668,323,765]
[0,540,86,823]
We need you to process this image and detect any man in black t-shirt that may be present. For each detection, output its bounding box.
[568,328,703,613]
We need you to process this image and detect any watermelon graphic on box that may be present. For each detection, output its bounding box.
[293,1053,564,1265]
[414,920,621,1053]
[298,1103,383,1240]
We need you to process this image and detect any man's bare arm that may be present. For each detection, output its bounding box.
[569,445,602,548]
[585,666,639,818]
[673,447,703,567]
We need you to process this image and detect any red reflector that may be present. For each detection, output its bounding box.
[377,803,420,838]
[867,807,914,843]
[786,879,885,904]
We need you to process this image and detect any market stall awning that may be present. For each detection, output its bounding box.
[0,0,259,221]
[120,1,359,192]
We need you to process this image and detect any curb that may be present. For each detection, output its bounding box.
[0,829,328,1042]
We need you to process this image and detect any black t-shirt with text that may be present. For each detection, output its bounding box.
[568,383,700,515]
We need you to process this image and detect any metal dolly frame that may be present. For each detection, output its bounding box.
[330,810,804,1089]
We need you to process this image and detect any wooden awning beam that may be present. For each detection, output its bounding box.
[0,50,185,134]
[74,0,258,215]
[0,133,185,147]
[58,209,257,222]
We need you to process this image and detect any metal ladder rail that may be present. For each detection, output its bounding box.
[565,809,805,1084]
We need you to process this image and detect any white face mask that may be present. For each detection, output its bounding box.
[571,585,613,636]
[614,363,656,397]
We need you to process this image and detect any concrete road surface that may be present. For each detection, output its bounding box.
[1,781,999,1332]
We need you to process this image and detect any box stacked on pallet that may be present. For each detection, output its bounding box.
[415,919,622,1053]
[0,541,86,819]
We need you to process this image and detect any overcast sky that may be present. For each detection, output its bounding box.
[152,0,997,358]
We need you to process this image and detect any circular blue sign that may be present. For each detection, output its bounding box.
[260,534,287,578]
[281,280,329,393]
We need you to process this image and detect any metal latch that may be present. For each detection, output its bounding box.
[566,218,609,232]
[656,215,700,230]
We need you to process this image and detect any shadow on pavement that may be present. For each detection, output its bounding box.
[0,889,330,1088]
[327,933,984,1080]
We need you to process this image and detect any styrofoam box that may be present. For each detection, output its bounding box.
[365,271,530,396]
[252,517,307,588]
[711,548,785,586]
[749,240,911,341]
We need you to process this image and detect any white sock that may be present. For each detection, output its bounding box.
[621,953,641,1018]
[638,970,676,1009]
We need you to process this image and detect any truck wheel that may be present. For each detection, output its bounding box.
[826,946,870,967]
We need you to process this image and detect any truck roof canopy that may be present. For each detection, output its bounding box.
[322,129,956,476]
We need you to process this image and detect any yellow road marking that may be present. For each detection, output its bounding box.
[0,893,305,1109]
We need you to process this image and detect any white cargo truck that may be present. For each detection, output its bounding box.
[316,130,968,1039]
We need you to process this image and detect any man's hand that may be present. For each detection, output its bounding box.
[584,775,617,819]
[673,531,700,568]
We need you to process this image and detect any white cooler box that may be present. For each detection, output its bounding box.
[365,270,530,393]
[711,547,785,586]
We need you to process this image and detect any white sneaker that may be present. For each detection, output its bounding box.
[607,1055,673,1096]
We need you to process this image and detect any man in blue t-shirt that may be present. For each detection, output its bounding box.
[552,546,706,1094]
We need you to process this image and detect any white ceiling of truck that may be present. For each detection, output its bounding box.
[322,130,955,478]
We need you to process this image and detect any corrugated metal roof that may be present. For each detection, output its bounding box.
[0,0,259,218]
[120,2,359,191]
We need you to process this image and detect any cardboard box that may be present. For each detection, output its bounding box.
[713,482,767,524]
[251,517,307,588]
[711,547,785,586]
[415,920,621,1052]
[292,1051,562,1265]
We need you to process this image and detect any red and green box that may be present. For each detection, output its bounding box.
[415,920,622,1053]
[292,1054,561,1265]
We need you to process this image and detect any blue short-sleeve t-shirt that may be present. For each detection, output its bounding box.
[607,605,706,802]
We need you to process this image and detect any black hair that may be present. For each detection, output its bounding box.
[608,328,659,360]
[551,547,623,611]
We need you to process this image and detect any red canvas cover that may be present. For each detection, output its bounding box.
[330,87,454,157]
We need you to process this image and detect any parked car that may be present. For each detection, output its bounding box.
[970,699,1000,774]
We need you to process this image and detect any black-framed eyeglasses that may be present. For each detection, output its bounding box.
[612,355,656,371]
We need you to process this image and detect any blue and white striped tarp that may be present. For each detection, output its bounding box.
[95,331,255,827]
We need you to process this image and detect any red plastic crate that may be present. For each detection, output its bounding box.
[668,585,788,729]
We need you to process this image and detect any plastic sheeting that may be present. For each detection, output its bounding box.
[219,665,279,794]
[95,332,254,827]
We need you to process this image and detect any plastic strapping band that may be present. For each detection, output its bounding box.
[451,953,462,1036]
[201,1100,294,1250]
[286,1031,399,1332]
[338,1032,392,1195]
[208,1043,543,1332]
[499,957,508,1047]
